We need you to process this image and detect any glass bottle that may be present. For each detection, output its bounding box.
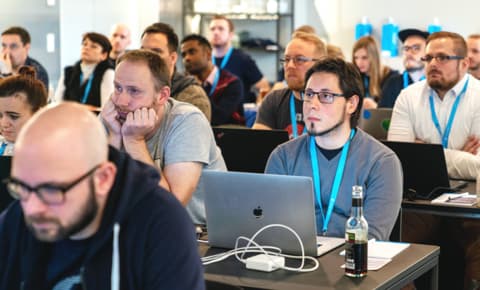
[345,185,368,277]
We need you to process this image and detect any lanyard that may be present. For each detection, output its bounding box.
[212,47,233,70]
[363,76,370,98]
[289,92,306,138]
[0,142,7,155]
[309,129,355,234]
[429,76,469,148]
[403,71,425,88]
[402,71,410,89]
[209,69,220,96]
[79,72,94,104]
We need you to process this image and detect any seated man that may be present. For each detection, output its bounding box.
[141,22,211,122]
[1,26,49,89]
[388,31,480,289]
[253,32,327,139]
[181,34,244,126]
[101,49,226,225]
[265,57,402,240]
[0,102,204,289]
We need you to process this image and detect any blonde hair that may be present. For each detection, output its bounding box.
[352,36,391,100]
[291,31,327,58]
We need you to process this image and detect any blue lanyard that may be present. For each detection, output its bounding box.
[429,76,469,148]
[209,69,220,96]
[309,129,355,234]
[212,47,233,70]
[289,92,306,138]
[0,142,7,155]
[79,72,94,104]
[403,71,425,88]
[363,76,370,98]
[402,71,410,89]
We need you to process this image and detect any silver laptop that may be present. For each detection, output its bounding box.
[201,170,345,257]
[358,108,393,140]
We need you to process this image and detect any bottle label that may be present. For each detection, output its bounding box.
[345,233,368,277]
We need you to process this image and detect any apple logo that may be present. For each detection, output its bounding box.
[253,206,263,219]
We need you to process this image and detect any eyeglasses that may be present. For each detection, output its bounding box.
[301,89,345,104]
[280,56,320,66]
[402,44,422,53]
[2,164,101,205]
[420,54,464,64]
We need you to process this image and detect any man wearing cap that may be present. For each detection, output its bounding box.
[379,29,429,108]
[467,34,480,80]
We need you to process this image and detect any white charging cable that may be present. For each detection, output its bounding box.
[201,223,319,272]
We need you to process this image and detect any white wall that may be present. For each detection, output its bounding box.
[312,0,480,63]
[59,0,159,71]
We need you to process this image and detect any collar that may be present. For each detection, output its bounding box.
[204,65,218,86]
[409,69,424,82]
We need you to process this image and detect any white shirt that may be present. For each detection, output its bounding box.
[388,73,480,179]
[53,62,114,107]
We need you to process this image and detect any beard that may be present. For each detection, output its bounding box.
[307,106,347,137]
[25,177,99,242]
[427,65,462,93]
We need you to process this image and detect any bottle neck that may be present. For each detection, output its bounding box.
[351,198,363,217]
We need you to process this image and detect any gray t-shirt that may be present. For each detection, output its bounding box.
[265,129,402,240]
[147,98,226,224]
[255,88,305,138]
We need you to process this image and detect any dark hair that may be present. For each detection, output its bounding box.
[211,15,235,32]
[181,34,212,51]
[427,31,467,57]
[141,22,179,53]
[82,32,112,54]
[304,57,364,128]
[2,26,31,45]
[0,66,48,113]
[117,49,171,92]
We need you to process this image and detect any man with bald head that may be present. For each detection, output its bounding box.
[0,102,205,289]
[253,32,327,139]
[109,23,131,66]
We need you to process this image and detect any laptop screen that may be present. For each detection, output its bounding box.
[0,156,14,212]
[212,127,289,173]
[382,141,450,199]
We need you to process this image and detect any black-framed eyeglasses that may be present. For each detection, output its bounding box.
[2,164,101,205]
[280,56,319,66]
[301,89,346,104]
[420,54,464,64]
[402,44,422,53]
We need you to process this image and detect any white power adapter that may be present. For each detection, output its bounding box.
[245,254,285,272]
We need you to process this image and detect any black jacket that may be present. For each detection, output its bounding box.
[0,147,205,290]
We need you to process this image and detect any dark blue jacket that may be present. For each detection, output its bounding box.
[0,147,205,290]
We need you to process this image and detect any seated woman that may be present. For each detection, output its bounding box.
[54,32,114,109]
[0,66,48,156]
[352,36,398,109]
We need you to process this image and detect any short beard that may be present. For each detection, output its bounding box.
[307,108,346,137]
[25,177,98,242]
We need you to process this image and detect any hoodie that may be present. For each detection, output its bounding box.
[0,147,205,290]
[170,70,212,122]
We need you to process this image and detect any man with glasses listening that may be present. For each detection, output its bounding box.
[388,31,480,290]
[265,57,402,240]
[0,102,205,289]
[380,28,429,108]
[253,32,327,139]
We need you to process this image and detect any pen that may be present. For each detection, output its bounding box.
[446,193,469,202]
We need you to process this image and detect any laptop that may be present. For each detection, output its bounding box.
[381,141,456,200]
[202,170,345,257]
[212,127,289,173]
[358,108,393,140]
[0,156,14,212]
